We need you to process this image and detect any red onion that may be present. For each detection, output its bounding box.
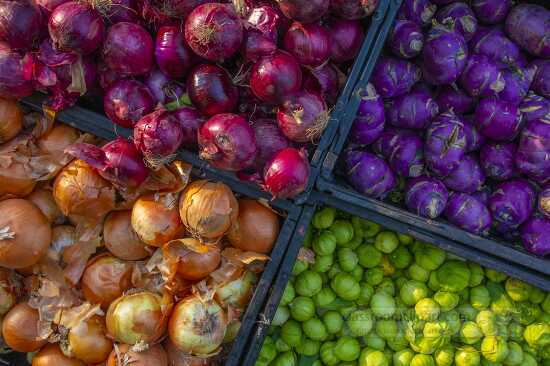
[66,137,149,188]
[263,147,309,199]
[276,0,329,23]
[303,63,341,105]
[246,5,290,41]
[330,0,378,19]
[140,0,211,25]
[250,51,302,103]
[0,0,43,50]
[105,0,140,23]
[252,118,291,170]
[242,29,277,63]
[277,90,329,143]
[237,87,275,120]
[327,18,365,63]
[35,0,69,15]
[98,61,123,90]
[187,63,238,117]
[103,79,155,128]
[283,22,330,67]
[0,43,34,98]
[144,68,186,104]
[171,106,205,149]
[184,3,243,62]
[198,113,257,171]
[48,2,105,55]
[103,22,153,76]
[38,39,77,67]
[155,25,194,79]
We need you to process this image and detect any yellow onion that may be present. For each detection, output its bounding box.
[179,180,238,242]
[168,296,227,356]
[0,98,23,144]
[163,238,221,281]
[214,271,257,309]
[164,340,214,366]
[104,210,152,261]
[2,302,47,352]
[68,315,113,364]
[27,187,64,224]
[0,138,36,198]
[32,343,85,366]
[106,291,173,345]
[106,344,168,366]
[223,320,241,344]
[0,199,51,268]
[0,268,16,315]
[50,225,76,261]
[37,123,80,161]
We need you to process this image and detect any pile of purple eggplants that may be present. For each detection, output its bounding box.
[0,0,379,199]
[344,0,550,256]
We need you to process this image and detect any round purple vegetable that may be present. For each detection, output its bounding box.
[474,98,523,141]
[388,20,424,59]
[349,83,385,146]
[521,217,550,256]
[462,119,485,152]
[515,119,550,185]
[405,176,448,219]
[397,0,437,27]
[435,2,477,41]
[530,60,550,99]
[480,142,517,181]
[144,68,186,104]
[436,84,474,115]
[489,179,536,234]
[425,111,467,176]
[520,92,550,123]
[469,27,524,69]
[252,118,291,170]
[505,4,550,59]
[539,186,550,219]
[443,154,485,193]
[344,150,396,199]
[103,22,153,76]
[445,192,492,235]
[421,23,468,85]
[386,132,424,178]
[386,89,439,130]
[459,54,504,98]
[103,79,155,129]
[497,67,533,105]
[371,57,421,98]
[473,186,491,205]
[471,0,512,25]
[373,128,407,157]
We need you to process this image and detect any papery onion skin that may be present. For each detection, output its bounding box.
[0,0,43,50]
[102,22,153,76]
[32,343,85,366]
[327,18,365,63]
[0,42,34,99]
[187,64,239,117]
[283,22,330,67]
[0,268,16,315]
[144,68,186,104]
[330,0,378,19]
[131,193,184,247]
[0,199,51,269]
[277,90,329,143]
[251,118,291,171]
[0,97,23,143]
[246,4,290,41]
[214,271,256,308]
[0,137,36,198]
[227,198,279,254]
[250,51,302,103]
[104,210,151,261]
[103,79,155,129]
[179,180,238,241]
[164,238,221,281]
[2,302,47,352]
[168,296,227,355]
[241,29,277,63]
[68,315,113,364]
[37,123,80,161]
[164,340,212,366]
[133,109,184,162]
[81,254,133,309]
[172,107,205,149]
[27,187,64,224]
[155,25,194,79]
[51,225,75,260]
[104,0,140,23]
[276,0,329,23]
[263,147,310,199]
[303,63,340,105]
[106,343,168,366]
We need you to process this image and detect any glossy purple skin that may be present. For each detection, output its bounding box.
[277,0,329,23]
[474,98,523,141]
[371,57,421,98]
[263,147,309,199]
[242,29,277,63]
[445,192,492,235]
[505,4,550,59]
[184,3,243,62]
[373,128,411,157]
[330,0,378,20]
[530,60,550,99]
[0,42,33,98]
[515,119,550,185]
[462,119,485,152]
[303,63,340,105]
[425,111,467,177]
[397,0,436,27]
[435,2,477,41]
[422,23,468,85]
[277,90,328,143]
[252,118,291,170]
[469,27,524,68]
[38,39,76,67]
[171,107,205,149]
[521,217,550,256]
[443,154,485,193]
[497,67,533,105]
[133,109,184,159]
[106,0,140,23]
[405,176,448,219]
[250,51,302,104]
[36,0,69,15]
[155,26,194,79]
[328,18,365,63]
[489,179,536,234]
[480,142,516,181]
[187,64,238,117]
[349,83,385,146]
[246,5,288,41]
[520,92,550,123]
[388,20,424,59]
[103,22,153,76]
[459,54,504,98]
[386,89,439,129]
[0,0,43,50]
[103,79,155,129]
[344,150,396,199]
[144,68,185,105]
[283,22,330,67]
[48,2,104,55]
[436,84,474,115]
[473,186,491,205]
[539,186,550,219]
[471,0,512,25]
[387,133,424,178]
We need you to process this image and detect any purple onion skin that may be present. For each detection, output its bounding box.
[144,68,185,104]
[521,217,550,256]
[106,0,140,23]
[48,2,104,55]
[386,89,439,130]
[388,20,424,59]
[241,29,277,63]
[250,51,302,104]
[435,3,477,42]
[443,154,485,194]
[530,60,550,99]
[344,150,396,199]
[36,0,69,15]
[474,98,523,141]
[505,4,550,59]
[133,109,184,159]
[330,0,378,20]
[387,133,424,178]
[459,54,504,98]
[103,22,153,77]
[480,142,517,181]
[328,18,365,63]
[155,26,194,79]
[471,0,512,25]
[349,83,385,146]
[246,5,289,42]
[171,107,205,149]
[277,0,329,23]
[469,27,524,69]
[405,176,448,219]
[187,64,238,117]
[520,92,550,123]
[371,57,421,98]
[422,23,468,85]
[283,22,330,67]
[425,111,467,177]
[489,179,536,234]
[103,79,155,129]
[497,67,533,105]
[397,0,437,27]
[473,186,491,205]
[444,192,492,235]
[0,42,33,98]
[277,90,328,143]
[38,39,76,67]
[515,119,550,185]
[303,63,340,105]
[0,0,43,50]
[539,186,550,219]
[436,84,474,115]
[252,118,291,171]
[263,147,309,199]
[463,119,485,152]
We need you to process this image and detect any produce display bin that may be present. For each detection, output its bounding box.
[240,190,550,366]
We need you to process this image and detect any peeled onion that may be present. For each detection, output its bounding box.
[104,210,152,261]
[27,187,64,224]
[67,315,113,364]
[2,302,47,352]
[163,238,221,281]
[106,344,168,366]
[32,343,85,366]
[37,123,81,161]
[0,98,23,143]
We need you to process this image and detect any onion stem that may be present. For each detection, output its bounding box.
[0,226,15,240]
